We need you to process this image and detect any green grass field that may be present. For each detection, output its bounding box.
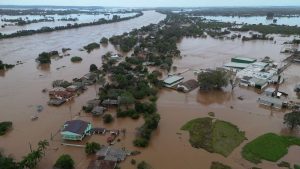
[181,117,246,157]
[242,133,300,164]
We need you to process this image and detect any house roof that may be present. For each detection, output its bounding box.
[163,75,184,84]
[87,160,116,169]
[224,62,250,69]
[92,106,106,115]
[62,120,90,135]
[232,56,257,62]
[177,79,199,91]
[102,99,119,105]
[96,146,127,162]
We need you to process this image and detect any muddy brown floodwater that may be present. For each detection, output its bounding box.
[0,11,300,169]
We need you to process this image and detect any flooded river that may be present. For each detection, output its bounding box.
[0,10,300,169]
[0,13,138,35]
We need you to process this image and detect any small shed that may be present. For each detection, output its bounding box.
[87,160,116,169]
[96,146,127,162]
[177,79,199,92]
[257,96,287,109]
[66,85,79,92]
[102,99,119,106]
[163,75,184,88]
[231,56,257,64]
[92,106,106,116]
[249,77,268,89]
[48,98,65,106]
[224,62,250,69]
[264,87,276,97]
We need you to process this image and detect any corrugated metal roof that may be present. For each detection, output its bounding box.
[163,75,184,84]
[232,56,257,62]
[224,62,250,69]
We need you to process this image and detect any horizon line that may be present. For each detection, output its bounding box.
[1,4,300,8]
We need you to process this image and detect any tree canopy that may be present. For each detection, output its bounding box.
[284,111,300,130]
[198,70,229,90]
[54,154,74,169]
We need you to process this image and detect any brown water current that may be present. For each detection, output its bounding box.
[0,11,300,169]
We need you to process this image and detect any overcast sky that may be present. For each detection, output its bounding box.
[0,0,300,7]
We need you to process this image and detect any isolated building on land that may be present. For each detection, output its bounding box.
[61,120,92,141]
[177,79,199,92]
[163,75,184,88]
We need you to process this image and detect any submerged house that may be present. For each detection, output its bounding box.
[102,99,120,106]
[96,146,127,162]
[61,120,92,141]
[92,106,106,116]
[163,75,184,88]
[295,84,300,93]
[87,160,116,169]
[177,79,199,92]
[257,96,288,109]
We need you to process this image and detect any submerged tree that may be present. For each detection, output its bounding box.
[54,154,74,169]
[197,70,229,90]
[284,111,300,130]
[85,142,101,155]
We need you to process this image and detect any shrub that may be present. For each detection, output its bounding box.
[133,137,149,147]
[84,42,100,53]
[100,37,108,44]
[131,159,136,165]
[85,142,101,155]
[54,154,74,169]
[0,121,12,135]
[103,114,113,124]
[70,56,82,62]
[137,161,151,169]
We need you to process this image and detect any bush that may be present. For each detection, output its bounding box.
[70,56,82,62]
[131,159,136,165]
[84,42,100,53]
[0,121,12,135]
[137,161,151,169]
[85,142,101,155]
[103,114,113,124]
[210,161,232,169]
[100,37,108,44]
[89,64,98,72]
[54,154,74,169]
[133,137,149,147]
[277,161,290,168]
[117,109,139,119]
[82,106,93,113]
[36,52,51,64]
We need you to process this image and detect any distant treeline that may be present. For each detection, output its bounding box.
[231,24,300,35]
[0,7,139,16]
[184,7,300,17]
[0,12,143,40]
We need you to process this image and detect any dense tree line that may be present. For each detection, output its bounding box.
[0,60,15,70]
[0,12,143,39]
[231,24,300,35]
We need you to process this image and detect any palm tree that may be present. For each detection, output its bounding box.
[37,139,49,155]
